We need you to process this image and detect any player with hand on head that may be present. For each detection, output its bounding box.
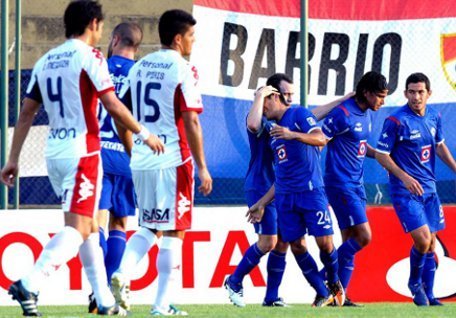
[320,71,388,306]
[375,73,456,306]
[0,1,163,316]
[110,9,212,316]
[242,76,352,306]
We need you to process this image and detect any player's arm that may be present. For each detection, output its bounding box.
[182,111,213,196]
[375,151,424,196]
[247,85,279,132]
[436,142,456,173]
[0,98,41,187]
[366,144,376,158]
[246,184,275,223]
[311,91,355,121]
[270,126,326,146]
[99,91,164,154]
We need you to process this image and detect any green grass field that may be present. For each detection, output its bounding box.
[1,303,456,318]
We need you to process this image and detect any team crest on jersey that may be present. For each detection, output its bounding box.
[357,140,368,157]
[440,33,456,90]
[306,117,316,126]
[276,144,288,163]
[421,144,432,163]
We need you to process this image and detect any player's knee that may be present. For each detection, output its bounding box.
[290,241,307,255]
[273,240,289,253]
[356,232,372,247]
[257,236,277,253]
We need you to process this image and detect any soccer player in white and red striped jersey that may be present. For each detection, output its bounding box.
[111,9,212,316]
[0,1,163,316]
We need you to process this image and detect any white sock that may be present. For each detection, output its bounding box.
[154,236,182,310]
[22,226,83,294]
[116,227,158,279]
[79,233,115,308]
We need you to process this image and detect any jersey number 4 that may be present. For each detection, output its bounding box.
[47,76,64,118]
[136,81,161,123]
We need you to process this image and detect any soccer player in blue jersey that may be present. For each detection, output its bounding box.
[244,75,352,307]
[88,22,144,313]
[321,71,388,306]
[375,73,456,306]
[225,74,353,308]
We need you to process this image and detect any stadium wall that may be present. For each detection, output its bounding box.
[0,206,455,305]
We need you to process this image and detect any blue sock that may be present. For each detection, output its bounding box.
[264,250,286,302]
[422,252,436,299]
[231,243,265,285]
[105,230,127,284]
[409,246,426,287]
[320,248,339,284]
[295,252,329,297]
[337,239,362,288]
[99,227,107,258]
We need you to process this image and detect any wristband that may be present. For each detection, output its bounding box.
[137,125,151,141]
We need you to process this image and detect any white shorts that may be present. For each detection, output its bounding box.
[133,160,194,231]
[46,153,102,217]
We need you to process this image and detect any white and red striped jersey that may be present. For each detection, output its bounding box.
[26,39,114,159]
[120,49,203,170]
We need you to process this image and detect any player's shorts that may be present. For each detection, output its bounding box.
[245,190,278,235]
[99,172,136,218]
[275,187,334,242]
[325,185,368,230]
[46,153,102,218]
[132,160,194,231]
[391,192,445,233]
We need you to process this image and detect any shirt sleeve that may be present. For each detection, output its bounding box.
[296,107,319,133]
[376,116,400,154]
[180,63,203,113]
[435,112,445,144]
[322,107,350,140]
[25,62,43,103]
[83,48,114,96]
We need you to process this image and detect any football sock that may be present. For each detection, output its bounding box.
[320,248,339,284]
[99,227,108,258]
[116,227,158,279]
[79,233,115,308]
[21,226,83,294]
[105,230,126,284]
[264,250,286,302]
[337,238,362,288]
[422,252,437,299]
[155,236,182,311]
[230,243,265,285]
[409,246,426,287]
[295,252,329,297]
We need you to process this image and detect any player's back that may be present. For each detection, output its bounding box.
[28,39,113,159]
[127,49,203,170]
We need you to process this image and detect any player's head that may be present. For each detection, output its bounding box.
[64,0,104,43]
[266,73,294,106]
[404,73,432,115]
[159,9,197,56]
[107,22,143,58]
[355,71,388,111]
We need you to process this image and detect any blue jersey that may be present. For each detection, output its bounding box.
[322,98,372,188]
[376,105,444,194]
[244,117,275,193]
[271,106,324,193]
[99,55,135,177]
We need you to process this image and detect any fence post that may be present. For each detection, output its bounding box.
[300,0,308,108]
[12,0,21,209]
[1,0,9,210]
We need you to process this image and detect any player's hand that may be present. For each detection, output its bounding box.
[144,134,165,154]
[402,174,424,196]
[0,162,19,187]
[198,167,212,196]
[246,203,265,223]
[270,125,294,140]
[255,85,279,99]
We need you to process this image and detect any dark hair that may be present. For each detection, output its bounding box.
[159,9,196,46]
[64,0,104,38]
[405,72,431,91]
[355,71,388,103]
[112,22,143,50]
[266,73,293,105]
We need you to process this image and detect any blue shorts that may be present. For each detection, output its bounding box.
[391,192,444,233]
[326,185,368,230]
[245,190,278,235]
[99,172,136,218]
[275,187,334,242]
